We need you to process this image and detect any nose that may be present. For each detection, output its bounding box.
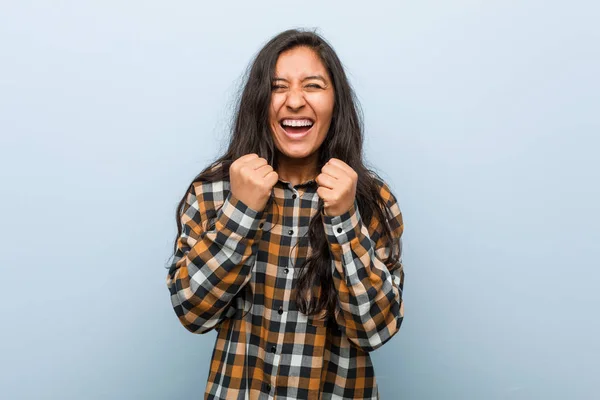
[285,87,306,111]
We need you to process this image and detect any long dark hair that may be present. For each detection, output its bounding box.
[172,29,400,317]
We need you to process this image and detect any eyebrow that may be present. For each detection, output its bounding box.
[273,75,327,83]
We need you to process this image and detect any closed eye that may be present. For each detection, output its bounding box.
[271,85,288,92]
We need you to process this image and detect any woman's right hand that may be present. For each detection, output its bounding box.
[229,154,279,212]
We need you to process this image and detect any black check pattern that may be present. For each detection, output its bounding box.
[167,165,405,399]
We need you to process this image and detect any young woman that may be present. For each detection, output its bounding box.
[166,29,405,400]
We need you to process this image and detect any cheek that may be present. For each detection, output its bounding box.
[270,94,285,120]
[310,94,335,122]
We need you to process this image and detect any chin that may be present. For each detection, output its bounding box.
[278,146,315,160]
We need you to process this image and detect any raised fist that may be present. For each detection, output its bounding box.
[229,154,279,212]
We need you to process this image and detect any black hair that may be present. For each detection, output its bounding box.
[172,29,399,317]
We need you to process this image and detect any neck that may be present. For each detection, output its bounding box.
[276,152,319,187]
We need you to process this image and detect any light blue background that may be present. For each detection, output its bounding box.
[1,1,598,399]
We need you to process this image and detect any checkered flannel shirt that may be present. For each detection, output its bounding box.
[167,167,404,400]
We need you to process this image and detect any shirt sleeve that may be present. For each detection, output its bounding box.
[322,180,404,352]
[166,183,268,334]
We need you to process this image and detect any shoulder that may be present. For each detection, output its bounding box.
[191,179,230,206]
[370,173,400,209]
[368,173,403,237]
[189,161,230,200]
[183,162,232,223]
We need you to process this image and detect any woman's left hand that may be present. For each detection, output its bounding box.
[316,158,358,217]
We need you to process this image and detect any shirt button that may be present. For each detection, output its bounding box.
[278,306,283,315]
[259,222,264,229]
[292,194,297,199]
[288,229,293,235]
[337,227,342,233]
[270,345,276,353]
[284,268,289,274]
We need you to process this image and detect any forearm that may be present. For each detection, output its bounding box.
[167,191,266,333]
[323,201,404,351]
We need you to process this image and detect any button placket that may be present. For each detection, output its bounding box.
[264,185,298,399]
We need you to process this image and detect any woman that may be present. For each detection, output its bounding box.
[166,29,405,399]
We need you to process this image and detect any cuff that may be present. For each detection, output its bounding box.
[321,200,362,245]
[216,191,268,240]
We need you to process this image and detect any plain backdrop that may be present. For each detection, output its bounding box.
[1,1,599,399]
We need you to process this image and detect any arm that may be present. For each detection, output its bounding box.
[322,181,404,352]
[166,182,267,334]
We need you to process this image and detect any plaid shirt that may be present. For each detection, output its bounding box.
[167,165,405,400]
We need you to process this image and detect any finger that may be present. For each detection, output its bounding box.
[315,173,336,189]
[246,157,269,170]
[317,186,334,200]
[265,170,279,187]
[327,158,355,176]
[321,163,345,180]
[237,153,259,163]
[256,163,274,178]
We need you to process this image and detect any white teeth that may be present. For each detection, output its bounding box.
[281,119,313,127]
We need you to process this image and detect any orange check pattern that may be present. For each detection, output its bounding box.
[166,169,404,400]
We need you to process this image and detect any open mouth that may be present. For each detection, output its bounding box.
[279,118,314,136]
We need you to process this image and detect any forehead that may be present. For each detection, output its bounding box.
[274,46,329,79]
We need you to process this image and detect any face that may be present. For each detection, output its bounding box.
[269,46,335,161]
